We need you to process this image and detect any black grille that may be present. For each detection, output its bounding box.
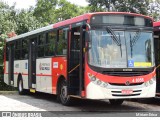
[109,82,143,86]
[103,71,151,77]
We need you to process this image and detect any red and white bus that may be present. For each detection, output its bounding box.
[4,12,156,105]
[153,21,160,96]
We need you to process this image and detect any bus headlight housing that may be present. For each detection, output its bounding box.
[91,76,96,81]
[149,79,153,84]
[88,73,108,88]
[144,77,155,87]
[144,82,149,87]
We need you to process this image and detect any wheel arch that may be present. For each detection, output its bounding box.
[56,75,66,95]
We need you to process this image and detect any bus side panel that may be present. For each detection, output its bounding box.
[20,60,29,89]
[36,58,52,94]
[4,61,9,85]
[52,57,67,94]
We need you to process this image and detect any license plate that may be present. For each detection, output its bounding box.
[121,90,133,94]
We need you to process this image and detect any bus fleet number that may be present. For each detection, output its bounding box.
[132,78,144,83]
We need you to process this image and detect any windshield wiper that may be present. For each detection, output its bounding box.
[130,30,141,58]
[106,26,122,57]
[118,33,122,57]
[106,26,121,45]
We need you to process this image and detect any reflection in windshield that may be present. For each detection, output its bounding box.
[106,26,122,57]
[88,29,154,68]
[126,31,153,67]
[129,30,141,58]
[89,29,126,68]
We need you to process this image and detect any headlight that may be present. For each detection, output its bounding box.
[144,82,148,87]
[88,73,109,88]
[144,77,155,87]
[91,76,96,81]
[102,82,108,87]
[152,76,156,81]
[149,79,153,84]
[96,80,102,85]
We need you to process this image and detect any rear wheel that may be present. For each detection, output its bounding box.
[18,77,26,95]
[58,80,73,106]
[109,99,124,105]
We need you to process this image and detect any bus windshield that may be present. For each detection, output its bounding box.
[88,28,154,68]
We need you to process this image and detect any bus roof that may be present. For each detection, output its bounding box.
[7,12,153,42]
[7,24,54,42]
[53,12,153,28]
[154,21,160,27]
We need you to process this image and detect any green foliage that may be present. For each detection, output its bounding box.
[34,0,58,25]
[34,0,87,24]
[0,2,13,66]
[115,0,149,15]
[87,0,113,12]
[148,0,160,21]
[15,9,44,34]
[0,2,17,36]
[87,0,149,15]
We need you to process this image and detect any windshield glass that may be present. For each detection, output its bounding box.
[88,29,127,68]
[88,28,154,68]
[126,31,154,68]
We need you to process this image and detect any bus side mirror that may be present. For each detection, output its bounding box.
[85,31,92,49]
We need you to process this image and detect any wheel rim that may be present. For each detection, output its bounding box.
[60,82,68,103]
[19,80,22,92]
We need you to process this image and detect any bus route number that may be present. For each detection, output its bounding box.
[132,78,144,83]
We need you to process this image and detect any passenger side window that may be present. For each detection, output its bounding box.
[57,28,68,55]
[45,31,56,56]
[15,40,21,60]
[22,39,29,59]
[37,33,45,57]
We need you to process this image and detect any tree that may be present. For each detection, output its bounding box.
[86,0,116,12]
[34,0,58,25]
[0,1,44,66]
[34,0,87,24]
[115,0,149,15]
[0,2,17,66]
[15,9,44,34]
[0,2,17,35]
[148,0,160,21]
[87,0,149,15]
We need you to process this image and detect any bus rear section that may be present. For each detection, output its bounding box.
[3,12,156,106]
[154,21,160,96]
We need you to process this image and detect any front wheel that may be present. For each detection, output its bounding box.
[58,80,73,106]
[109,99,124,105]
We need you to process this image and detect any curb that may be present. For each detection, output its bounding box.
[0,91,18,95]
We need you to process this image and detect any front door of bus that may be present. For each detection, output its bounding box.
[8,44,14,85]
[28,38,36,88]
[68,26,85,95]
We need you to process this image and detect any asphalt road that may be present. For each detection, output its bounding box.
[0,92,160,117]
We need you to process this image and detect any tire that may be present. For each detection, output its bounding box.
[18,77,26,95]
[109,99,124,105]
[58,80,73,106]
